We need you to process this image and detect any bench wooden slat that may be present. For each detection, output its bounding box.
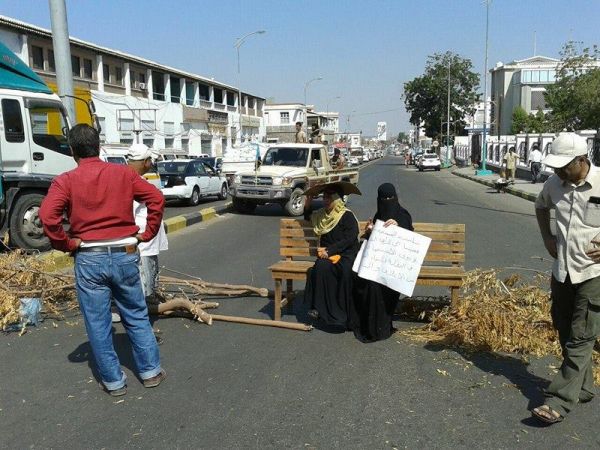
[279,238,465,253]
[280,247,464,263]
[281,219,465,233]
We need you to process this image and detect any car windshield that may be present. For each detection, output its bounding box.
[262,147,309,167]
[106,156,126,165]
[158,161,188,174]
[199,157,215,167]
[424,154,438,159]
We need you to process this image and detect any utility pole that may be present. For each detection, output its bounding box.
[48,0,75,123]
[476,0,493,175]
[446,57,451,167]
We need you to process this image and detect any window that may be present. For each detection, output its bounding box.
[143,138,154,148]
[103,63,110,83]
[115,66,123,85]
[130,70,136,87]
[152,71,165,101]
[548,70,556,82]
[97,117,106,135]
[182,138,189,151]
[532,70,540,82]
[71,55,81,77]
[48,50,55,72]
[142,119,155,132]
[522,70,531,83]
[83,58,93,79]
[2,99,24,143]
[280,112,290,124]
[213,88,223,103]
[139,72,146,84]
[170,77,181,103]
[531,90,547,111]
[119,138,134,145]
[164,122,175,135]
[226,91,236,107]
[28,102,70,154]
[165,138,174,148]
[31,46,44,70]
[199,84,210,100]
[201,138,212,154]
[185,83,195,106]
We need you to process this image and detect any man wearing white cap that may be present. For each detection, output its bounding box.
[533,132,600,423]
[127,144,168,310]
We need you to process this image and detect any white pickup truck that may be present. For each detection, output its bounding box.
[229,143,359,216]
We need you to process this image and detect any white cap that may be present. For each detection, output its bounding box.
[542,132,588,168]
[127,143,154,161]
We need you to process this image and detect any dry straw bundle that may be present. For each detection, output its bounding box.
[0,252,76,331]
[402,268,600,384]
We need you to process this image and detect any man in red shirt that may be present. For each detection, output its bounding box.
[40,124,166,396]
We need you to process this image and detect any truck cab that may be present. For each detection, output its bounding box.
[0,42,77,250]
[229,143,359,216]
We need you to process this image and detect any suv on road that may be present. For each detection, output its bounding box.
[158,159,228,206]
[418,153,441,171]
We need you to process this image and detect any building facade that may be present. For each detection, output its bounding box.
[0,15,265,157]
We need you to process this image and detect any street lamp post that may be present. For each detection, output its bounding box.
[303,76,323,138]
[234,30,266,145]
[476,0,493,175]
[445,58,451,168]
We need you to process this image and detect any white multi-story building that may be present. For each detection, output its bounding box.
[490,55,600,135]
[0,15,265,157]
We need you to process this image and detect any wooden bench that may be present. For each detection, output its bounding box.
[268,219,466,320]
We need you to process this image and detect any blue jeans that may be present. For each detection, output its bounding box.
[74,250,161,390]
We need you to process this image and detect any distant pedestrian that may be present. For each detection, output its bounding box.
[310,123,322,144]
[532,132,600,424]
[295,121,307,143]
[331,147,346,170]
[529,144,543,183]
[502,146,520,182]
[39,124,166,397]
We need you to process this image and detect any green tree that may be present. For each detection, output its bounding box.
[511,106,529,134]
[403,51,480,139]
[545,41,600,131]
[397,132,408,142]
[528,108,551,133]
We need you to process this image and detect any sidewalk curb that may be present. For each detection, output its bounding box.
[452,170,538,202]
[40,201,233,271]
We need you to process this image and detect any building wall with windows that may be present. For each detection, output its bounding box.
[0,15,265,157]
[264,103,306,143]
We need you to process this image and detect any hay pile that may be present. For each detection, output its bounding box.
[0,252,76,331]
[402,269,600,384]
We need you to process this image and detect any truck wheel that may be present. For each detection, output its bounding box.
[188,187,200,206]
[232,197,257,214]
[284,188,305,216]
[218,183,228,200]
[9,192,51,252]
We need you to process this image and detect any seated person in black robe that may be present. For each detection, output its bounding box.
[303,186,360,327]
[350,183,413,342]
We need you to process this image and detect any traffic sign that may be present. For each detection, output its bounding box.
[432,140,439,147]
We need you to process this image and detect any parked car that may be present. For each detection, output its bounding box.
[198,156,223,173]
[418,153,441,171]
[158,159,229,205]
[349,156,360,166]
[100,154,127,165]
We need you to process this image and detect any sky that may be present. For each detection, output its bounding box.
[2,0,600,137]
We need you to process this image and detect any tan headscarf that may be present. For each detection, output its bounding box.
[311,194,348,236]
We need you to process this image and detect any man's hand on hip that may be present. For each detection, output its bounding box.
[586,239,600,262]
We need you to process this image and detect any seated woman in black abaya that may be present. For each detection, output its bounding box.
[303,186,360,326]
[350,183,414,342]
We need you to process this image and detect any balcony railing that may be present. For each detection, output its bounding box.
[213,103,226,111]
[226,105,237,112]
[199,99,212,109]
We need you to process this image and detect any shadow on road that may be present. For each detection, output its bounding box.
[68,330,138,384]
[424,343,549,410]
[432,199,536,218]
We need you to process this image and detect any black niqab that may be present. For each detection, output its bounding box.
[373,183,413,231]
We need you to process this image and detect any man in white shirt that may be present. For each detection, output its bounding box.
[532,132,600,424]
[127,144,169,306]
[529,143,543,184]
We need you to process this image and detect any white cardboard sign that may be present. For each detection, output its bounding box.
[353,220,431,296]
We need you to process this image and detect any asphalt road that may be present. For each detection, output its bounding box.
[2,157,597,449]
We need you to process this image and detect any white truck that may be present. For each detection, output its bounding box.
[229,143,359,216]
[0,42,90,251]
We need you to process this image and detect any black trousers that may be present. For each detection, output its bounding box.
[531,162,541,182]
